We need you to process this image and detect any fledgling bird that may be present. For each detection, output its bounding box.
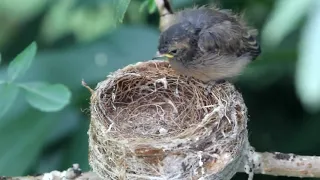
[155,6,261,82]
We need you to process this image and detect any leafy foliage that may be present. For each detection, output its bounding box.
[295,0,320,113]
[262,0,320,112]
[262,0,312,47]
[112,0,131,22]
[0,111,59,175]
[20,82,71,112]
[0,42,71,118]
[0,83,19,118]
[139,0,157,14]
[7,42,37,82]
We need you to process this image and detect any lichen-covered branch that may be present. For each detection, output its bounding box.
[0,164,102,180]
[244,151,320,178]
[0,172,101,180]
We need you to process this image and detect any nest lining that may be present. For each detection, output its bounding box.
[88,60,248,180]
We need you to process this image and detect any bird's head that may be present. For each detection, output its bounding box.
[155,22,199,61]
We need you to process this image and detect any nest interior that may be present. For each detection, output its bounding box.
[88,60,248,180]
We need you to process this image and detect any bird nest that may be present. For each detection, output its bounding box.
[88,60,249,180]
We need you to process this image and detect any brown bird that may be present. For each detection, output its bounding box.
[154,5,261,82]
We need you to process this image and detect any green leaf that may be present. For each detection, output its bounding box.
[0,110,58,176]
[0,83,19,119]
[262,0,312,47]
[139,0,148,13]
[148,0,157,14]
[139,0,156,14]
[19,82,71,112]
[7,42,37,82]
[296,0,320,113]
[0,53,2,65]
[112,0,131,23]
[40,0,116,44]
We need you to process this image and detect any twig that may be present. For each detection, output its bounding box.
[82,79,94,94]
[0,172,101,180]
[245,151,320,178]
[0,164,102,180]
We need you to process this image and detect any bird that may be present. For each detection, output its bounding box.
[154,5,261,82]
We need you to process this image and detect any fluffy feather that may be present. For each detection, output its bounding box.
[157,6,261,82]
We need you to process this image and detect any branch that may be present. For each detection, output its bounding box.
[0,164,102,180]
[244,151,320,178]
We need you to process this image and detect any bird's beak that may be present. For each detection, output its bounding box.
[162,54,174,58]
[152,51,173,60]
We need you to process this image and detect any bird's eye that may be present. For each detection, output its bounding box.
[170,49,178,54]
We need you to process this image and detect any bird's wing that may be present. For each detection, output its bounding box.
[198,21,261,60]
[240,32,261,60]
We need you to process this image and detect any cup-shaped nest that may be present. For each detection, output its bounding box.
[88,60,249,180]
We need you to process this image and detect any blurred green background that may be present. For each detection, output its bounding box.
[0,0,320,179]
